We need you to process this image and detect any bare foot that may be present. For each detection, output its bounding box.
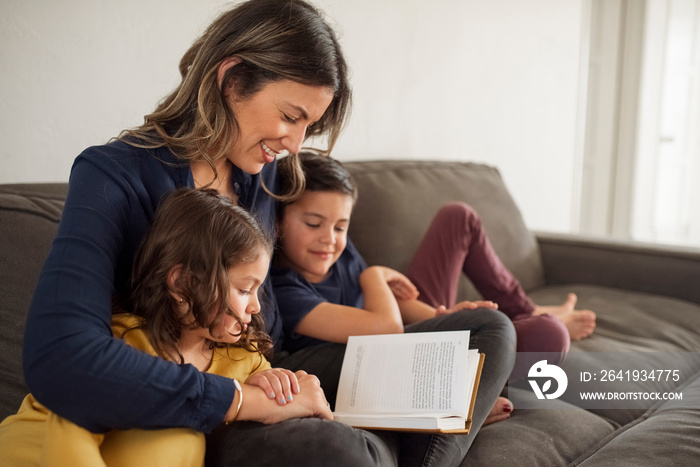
[534,293,596,341]
[483,397,512,425]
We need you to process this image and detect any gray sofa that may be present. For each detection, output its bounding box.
[2,160,700,466]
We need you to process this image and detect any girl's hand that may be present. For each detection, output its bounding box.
[436,300,499,315]
[246,368,300,406]
[373,266,419,300]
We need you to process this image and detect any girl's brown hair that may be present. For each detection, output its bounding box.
[130,188,274,361]
[120,0,352,200]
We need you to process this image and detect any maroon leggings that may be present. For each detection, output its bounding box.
[405,203,569,380]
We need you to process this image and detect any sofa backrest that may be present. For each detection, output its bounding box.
[0,183,67,420]
[344,160,545,302]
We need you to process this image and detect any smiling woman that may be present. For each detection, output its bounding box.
[120,0,351,196]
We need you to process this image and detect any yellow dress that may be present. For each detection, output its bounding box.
[0,314,270,467]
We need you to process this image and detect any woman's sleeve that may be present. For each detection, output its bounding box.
[22,153,235,434]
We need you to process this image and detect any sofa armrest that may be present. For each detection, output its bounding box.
[536,231,700,306]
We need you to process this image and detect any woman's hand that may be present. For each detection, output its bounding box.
[246,368,300,406]
[278,371,333,422]
[236,370,332,424]
[374,266,419,300]
[436,300,499,315]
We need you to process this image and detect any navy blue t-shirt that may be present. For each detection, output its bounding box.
[23,139,280,434]
[272,239,367,352]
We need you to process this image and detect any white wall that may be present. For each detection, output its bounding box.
[0,0,586,233]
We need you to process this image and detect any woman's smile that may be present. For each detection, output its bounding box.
[261,142,281,163]
[225,80,334,174]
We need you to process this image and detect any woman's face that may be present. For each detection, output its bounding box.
[227,80,334,175]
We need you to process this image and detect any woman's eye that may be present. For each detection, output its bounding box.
[284,114,297,124]
[305,223,320,228]
[238,289,251,296]
[335,227,346,233]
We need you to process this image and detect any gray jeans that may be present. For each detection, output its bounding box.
[205,309,515,467]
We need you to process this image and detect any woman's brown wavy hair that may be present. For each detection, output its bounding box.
[130,188,274,361]
[120,0,352,201]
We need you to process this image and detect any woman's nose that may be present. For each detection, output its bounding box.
[281,125,307,154]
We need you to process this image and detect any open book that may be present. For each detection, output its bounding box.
[333,331,484,433]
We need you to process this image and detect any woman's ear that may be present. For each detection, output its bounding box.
[217,56,243,95]
[166,264,185,302]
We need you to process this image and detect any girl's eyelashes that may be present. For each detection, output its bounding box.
[238,289,251,296]
[283,114,298,124]
[304,222,347,232]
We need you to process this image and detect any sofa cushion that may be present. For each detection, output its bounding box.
[528,285,700,426]
[472,283,700,465]
[0,184,67,420]
[463,387,617,466]
[574,376,700,466]
[345,160,545,301]
[531,285,700,353]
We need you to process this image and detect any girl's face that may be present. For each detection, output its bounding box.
[277,190,354,283]
[183,251,270,346]
[215,251,271,344]
[226,80,334,175]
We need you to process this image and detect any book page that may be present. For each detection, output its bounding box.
[335,331,471,416]
[465,348,479,393]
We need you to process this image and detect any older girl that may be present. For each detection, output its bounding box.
[273,153,590,391]
[272,152,517,465]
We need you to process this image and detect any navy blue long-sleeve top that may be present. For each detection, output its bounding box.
[22,140,281,433]
[271,240,366,353]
